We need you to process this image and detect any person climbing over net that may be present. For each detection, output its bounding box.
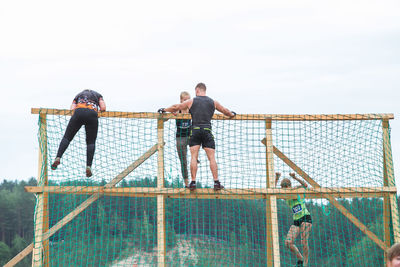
[51,89,106,177]
[276,172,313,267]
[158,82,235,191]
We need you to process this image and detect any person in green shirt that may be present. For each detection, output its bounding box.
[276,172,312,267]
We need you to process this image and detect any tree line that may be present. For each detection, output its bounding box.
[0,177,396,266]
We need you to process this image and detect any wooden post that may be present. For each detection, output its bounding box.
[157,118,166,267]
[265,119,280,267]
[383,121,391,265]
[382,119,400,243]
[32,113,49,267]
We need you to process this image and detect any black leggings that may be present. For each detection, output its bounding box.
[56,108,99,167]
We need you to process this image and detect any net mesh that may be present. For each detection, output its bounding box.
[31,111,396,266]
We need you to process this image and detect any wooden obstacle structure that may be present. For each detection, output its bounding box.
[4,109,398,267]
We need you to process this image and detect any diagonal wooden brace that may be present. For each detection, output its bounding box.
[5,143,162,267]
[261,138,388,251]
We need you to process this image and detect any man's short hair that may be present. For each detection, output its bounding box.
[388,243,400,262]
[195,83,207,91]
[180,91,190,99]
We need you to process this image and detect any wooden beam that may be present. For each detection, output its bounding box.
[157,118,166,267]
[271,144,388,251]
[383,121,391,265]
[32,194,44,267]
[264,119,280,267]
[5,143,160,267]
[157,195,166,267]
[42,116,49,267]
[44,143,160,240]
[382,119,400,243]
[157,119,165,189]
[32,113,49,267]
[4,243,34,267]
[31,108,394,121]
[24,186,397,199]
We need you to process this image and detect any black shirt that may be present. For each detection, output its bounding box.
[176,116,191,137]
[73,89,103,110]
[189,96,215,128]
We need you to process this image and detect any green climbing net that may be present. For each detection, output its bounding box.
[31,111,396,266]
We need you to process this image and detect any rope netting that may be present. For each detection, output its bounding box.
[31,111,396,266]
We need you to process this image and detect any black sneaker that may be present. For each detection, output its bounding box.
[189,181,196,191]
[51,157,60,170]
[296,260,303,267]
[86,166,93,177]
[214,182,224,191]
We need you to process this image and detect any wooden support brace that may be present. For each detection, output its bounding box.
[32,113,49,267]
[157,118,166,267]
[157,195,166,267]
[264,119,280,267]
[4,244,34,267]
[261,139,389,251]
[5,143,161,267]
[268,142,388,251]
[382,119,400,243]
[383,123,391,264]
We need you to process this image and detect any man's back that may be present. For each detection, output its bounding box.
[189,96,215,128]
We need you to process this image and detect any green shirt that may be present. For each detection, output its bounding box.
[286,197,310,221]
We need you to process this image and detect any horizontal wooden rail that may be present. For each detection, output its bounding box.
[31,108,394,121]
[25,186,396,199]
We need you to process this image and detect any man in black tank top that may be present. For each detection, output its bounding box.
[159,83,235,191]
[51,89,106,177]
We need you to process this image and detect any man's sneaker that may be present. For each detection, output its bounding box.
[296,260,304,267]
[214,182,224,191]
[51,157,60,170]
[86,166,93,177]
[189,182,196,191]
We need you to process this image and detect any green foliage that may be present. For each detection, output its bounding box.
[11,234,30,267]
[346,221,384,266]
[0,178,397,266]
[0,241,11,266]
[0,179,35,266]
[11,234,27,256]
[166,221,177,249]
[140,211,155,252]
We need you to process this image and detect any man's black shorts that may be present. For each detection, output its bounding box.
[293,214,312,227]
[189,127,215,149]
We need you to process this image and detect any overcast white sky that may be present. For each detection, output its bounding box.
[0,0,399,188]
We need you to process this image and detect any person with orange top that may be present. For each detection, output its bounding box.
[51,89,106,177]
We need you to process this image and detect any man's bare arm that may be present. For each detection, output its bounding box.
[215,101,235,117]
[99,98,106,111]
[164,99,192,113]
[289,173,308,188]
[275,172,281,187]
